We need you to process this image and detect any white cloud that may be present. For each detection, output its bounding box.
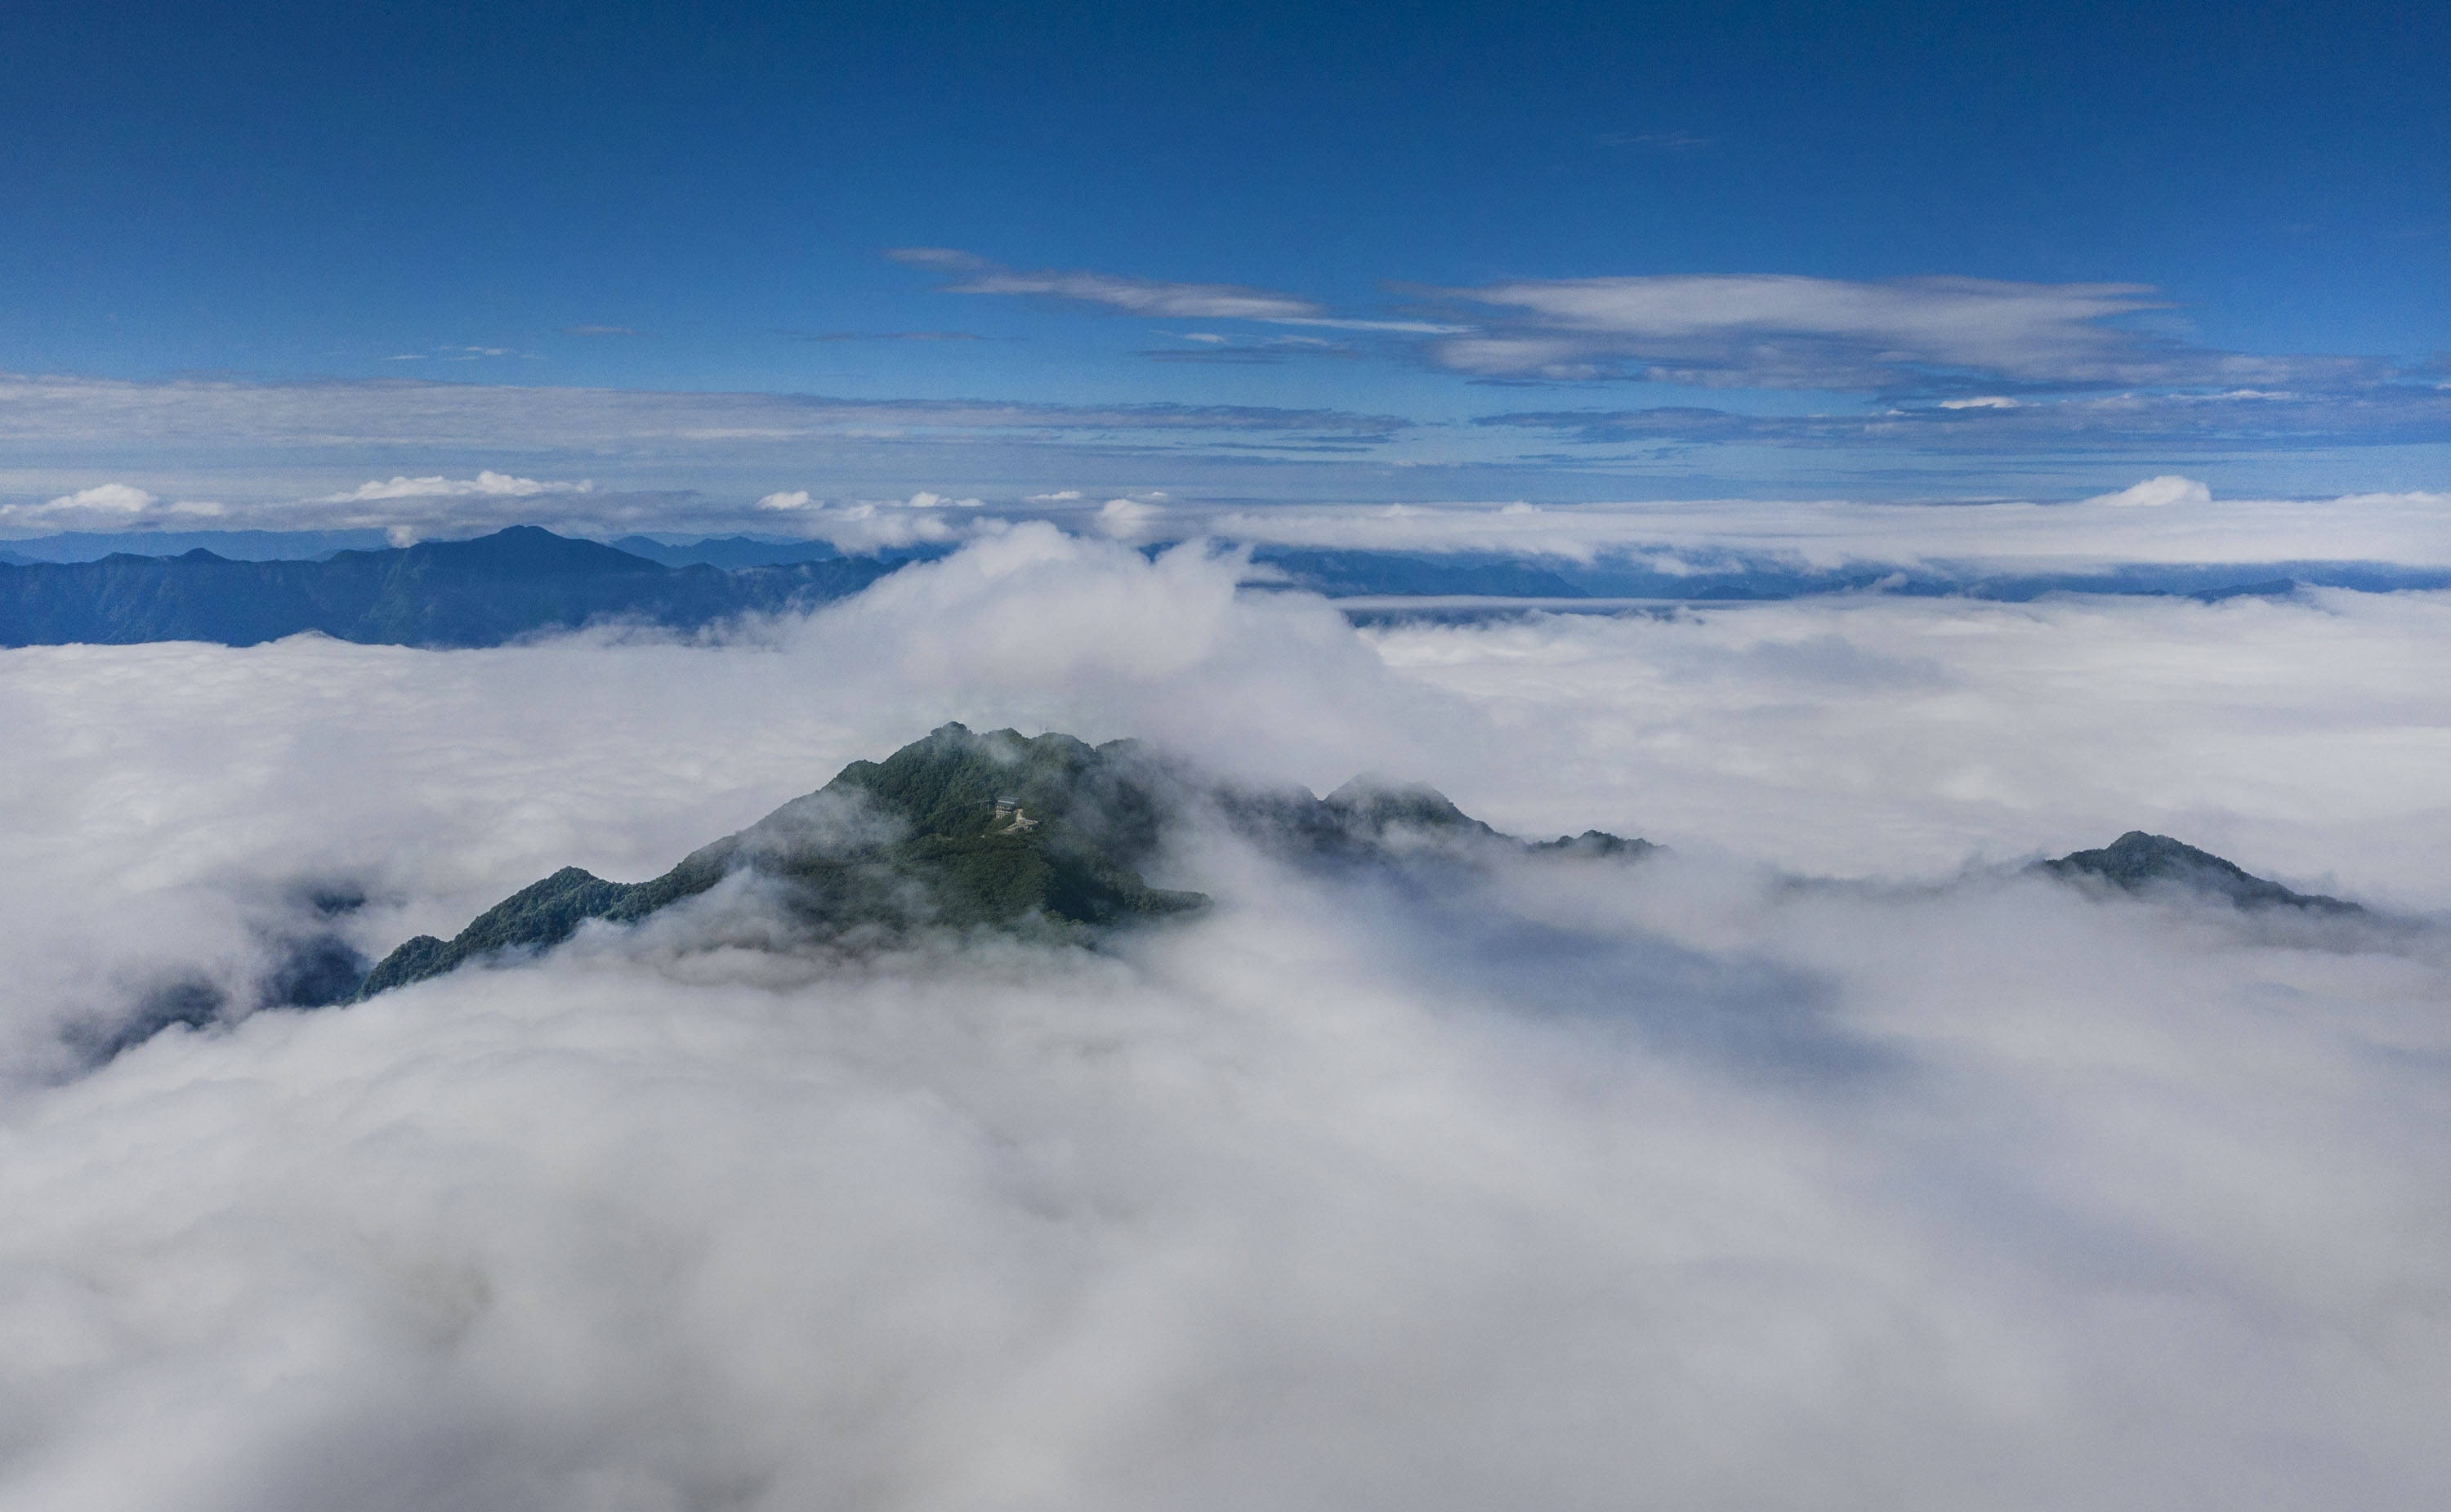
[2088,474,2212,508]
[0,482,228,529]
[1,539,2449,1504]
[47,482,163,514]
[321,471,596,502]
[1096,497,1161,540]
[750,489,994,551]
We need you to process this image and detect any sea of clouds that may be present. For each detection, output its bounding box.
[4,527,2449,1510]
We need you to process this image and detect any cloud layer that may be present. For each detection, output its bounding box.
[1194,487,2451,570]
[2,533,2448,1509]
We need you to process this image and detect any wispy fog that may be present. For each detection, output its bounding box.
[3,529,2447,1509]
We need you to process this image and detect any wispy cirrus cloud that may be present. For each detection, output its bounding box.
[889,248,1460,334]
[1593,129,1712,151]
[383,344,537,362]
[782,329,989,343]
[891,254,2396,404]
[888,247,1328,320]
[1423,274,2364,392]
[1143,332,1359,364]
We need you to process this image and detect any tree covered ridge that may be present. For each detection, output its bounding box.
[357,724,1218,997]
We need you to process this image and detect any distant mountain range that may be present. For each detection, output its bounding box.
[0,529,864,569]
[8,524,2446,645]
[0,526,895,648]
[0,528,396,564]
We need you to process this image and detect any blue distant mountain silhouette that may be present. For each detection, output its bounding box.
[0,526,896,647]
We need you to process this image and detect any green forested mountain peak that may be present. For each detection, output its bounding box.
[357,724,1211,997]
[355,722,1663,998]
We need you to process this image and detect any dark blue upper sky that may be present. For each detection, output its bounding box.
[5,0,2447,511]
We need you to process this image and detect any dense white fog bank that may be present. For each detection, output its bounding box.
[4,527,2450,1509]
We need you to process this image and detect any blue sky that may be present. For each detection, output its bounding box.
[5,0,2448,520]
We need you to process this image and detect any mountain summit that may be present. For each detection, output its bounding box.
[2040,832,2359,912]
[357,724,1657,997]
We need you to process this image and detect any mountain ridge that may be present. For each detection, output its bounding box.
[0,525,897,647]
[356,724,1662,997]
[357,730,2378,1002]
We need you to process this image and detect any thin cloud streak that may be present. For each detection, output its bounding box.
[0,373,1408,451]
[890,248,1468,332]
[889,247,1329,320]
[1480,386,2451,449]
